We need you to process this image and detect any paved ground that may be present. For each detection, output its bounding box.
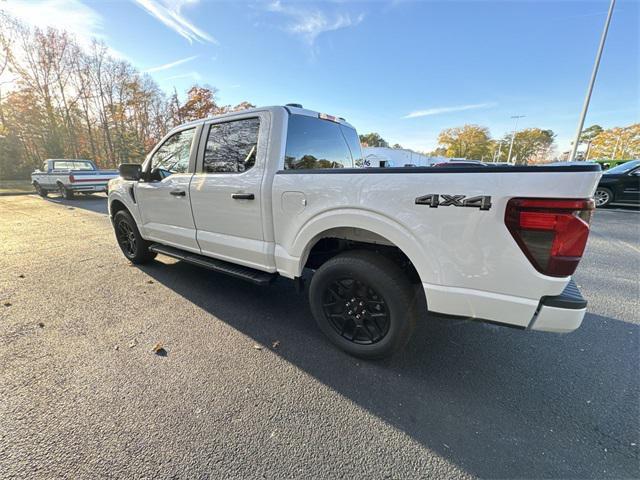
[1,194,638,479]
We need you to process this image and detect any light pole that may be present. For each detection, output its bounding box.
[569,0,616,161]
[507,115,525,163]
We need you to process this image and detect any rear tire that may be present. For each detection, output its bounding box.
[594,187,613,207]
[57,182,74,200]
[34,182,47,198]
[113,210,157,264]
[308,250,418,359]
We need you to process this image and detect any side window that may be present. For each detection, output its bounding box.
[203,118,260,173]
[284,114,353,170]
[150,128,196,177]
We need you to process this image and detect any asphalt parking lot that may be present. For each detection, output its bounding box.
[1,194,638,479]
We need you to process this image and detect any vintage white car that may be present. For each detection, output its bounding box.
[108,105,602,358]
[31,159,118,199]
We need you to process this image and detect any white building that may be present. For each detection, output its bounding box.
[362,147,447,167]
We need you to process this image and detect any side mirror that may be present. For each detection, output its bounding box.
[119,163,142,181]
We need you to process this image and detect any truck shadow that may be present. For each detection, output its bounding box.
[139,260,639,479]
[43,193,109,215]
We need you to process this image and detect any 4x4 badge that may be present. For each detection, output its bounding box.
[415,194,492,210]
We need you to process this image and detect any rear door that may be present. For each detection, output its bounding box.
[189,112,274,271]
[135,125,201,252]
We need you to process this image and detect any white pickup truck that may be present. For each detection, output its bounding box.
[32,159,118,199]
[108,105,601,358]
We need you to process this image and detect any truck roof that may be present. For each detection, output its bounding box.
[174,105,355,132]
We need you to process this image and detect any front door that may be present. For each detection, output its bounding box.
[619,167,640,203]
[135,126,200,252]
[189,113,274,271]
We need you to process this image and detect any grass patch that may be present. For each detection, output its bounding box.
[0,180,33,195]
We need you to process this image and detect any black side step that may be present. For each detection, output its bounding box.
[149,244,277,286]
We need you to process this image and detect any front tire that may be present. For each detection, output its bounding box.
[594,187,613,207]
[34,182,47,197]
[308,250,418,359]
[113,210,157,264]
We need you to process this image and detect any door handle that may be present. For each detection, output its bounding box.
[231,193,255,200]
[170,190,186,196]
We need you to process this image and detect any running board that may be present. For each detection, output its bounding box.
[149,244,277,286]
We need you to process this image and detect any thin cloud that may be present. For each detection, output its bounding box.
[266,1,364,45]
[1,0,104,48]
[145,55,198,73]
[164,71,202,82]
[133,0,217,44]
[404,102,497,119]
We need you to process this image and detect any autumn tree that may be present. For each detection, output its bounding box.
[0,13,254,178]
[437,124,491,159]
[501,128,555,165]
[589,124,640,160]
[359,132,388,148]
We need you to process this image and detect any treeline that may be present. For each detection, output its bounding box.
[361,123,639,164]
[361,125,556,164]
[0,13,253,179]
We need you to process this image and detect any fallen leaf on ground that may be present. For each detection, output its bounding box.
[147,280,154,284]
[271,340,280,349]
[253,344,263,351]
[151,342,167,356]
[37,322,44,328]
[3,302,11,307]
[114,345,120,351]
[18,274,25,278]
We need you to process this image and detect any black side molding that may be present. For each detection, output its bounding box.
[540,279,587,310]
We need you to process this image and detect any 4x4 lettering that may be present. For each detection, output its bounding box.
[415,194,492,211]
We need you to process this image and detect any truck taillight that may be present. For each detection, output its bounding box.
[69,174,75,183]
[505,198,595,277]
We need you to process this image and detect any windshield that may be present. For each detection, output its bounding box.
[605,160,640,174]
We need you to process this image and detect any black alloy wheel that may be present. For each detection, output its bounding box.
[322,278,390,345]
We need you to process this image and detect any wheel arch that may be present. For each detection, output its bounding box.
[282,209,439,285]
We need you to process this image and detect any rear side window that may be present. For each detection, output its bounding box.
[203,118,260,173]
[53,161,94,170]
[285,115,357,170]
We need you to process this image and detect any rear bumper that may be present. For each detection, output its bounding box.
[70,184,108,192]
[529,279,587,333]
[423,278,587,333]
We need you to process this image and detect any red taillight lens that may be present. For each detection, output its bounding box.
[505,198,594,277]
[69,174,75,183]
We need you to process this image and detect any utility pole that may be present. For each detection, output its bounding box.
[507,115,525,163]
[569,0,616,161]
[611,135,621,159]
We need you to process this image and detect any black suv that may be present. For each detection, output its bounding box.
[595,160,640,207]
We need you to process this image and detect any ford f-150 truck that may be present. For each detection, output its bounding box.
[108,105,602,358]
[32,159,118,199]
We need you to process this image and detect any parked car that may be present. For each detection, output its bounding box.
[594,159,640,207]
[31,159,118,199]
[108,105,602,358]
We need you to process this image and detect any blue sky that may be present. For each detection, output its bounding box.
[4,0,639,153]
